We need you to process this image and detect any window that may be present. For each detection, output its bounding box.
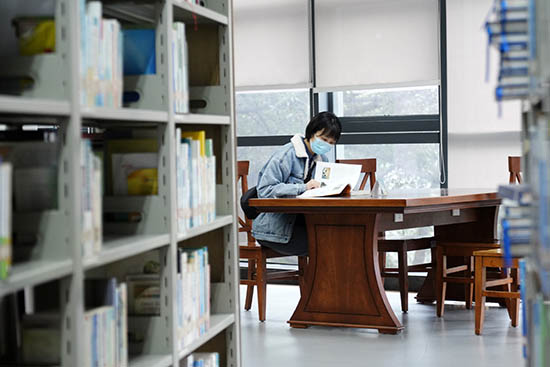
[335,85,442,269]
[236,89,310,266]
[340,86,440,117]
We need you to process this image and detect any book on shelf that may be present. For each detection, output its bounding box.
[126,274,161,316]
[173,22,190,113]
[122,29,156,75]
[81,1,123,108]
[181,352,220,367]
[176,131,216,233]
[82,139,102,258]
[105,139,158,196]
[177,246,210,349]
[0,160,11,280]
[84,278,128,367]
[111,153,158,196]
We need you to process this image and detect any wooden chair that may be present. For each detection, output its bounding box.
[237,161,307,322]
[474,249,520,335]
[508,156,522,184]
[336,158,434,313]
[435,156,522,317]
[335,158,377,190]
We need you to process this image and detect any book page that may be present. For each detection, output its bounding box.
[297,183,350,198]
[314,162,362,189]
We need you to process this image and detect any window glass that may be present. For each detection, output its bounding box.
[336,143,440,268]
[339,85,439,117]
[236,89,310,137]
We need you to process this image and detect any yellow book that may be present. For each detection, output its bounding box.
[181,131,206,157]
[105,139,158,195]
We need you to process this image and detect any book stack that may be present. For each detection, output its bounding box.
[81,1,124,108]
[177,247,210,349]
[84,279,128,367]
[498,184,532,261]
[485,0,531,100]
[82,139,103,258]
[175,129,216,234]
[181,352,220,367]
[173,22,190,113]
[0,160,12,280]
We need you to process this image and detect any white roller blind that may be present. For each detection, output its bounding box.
[315,0,440,90]
[233,0,311,89]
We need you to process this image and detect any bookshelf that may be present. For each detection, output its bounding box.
[488,0,550,365]
[0,1,240,367]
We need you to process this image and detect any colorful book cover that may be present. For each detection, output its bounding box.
[122,29,156,75]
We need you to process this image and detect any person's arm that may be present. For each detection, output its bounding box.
[257,157,307,198]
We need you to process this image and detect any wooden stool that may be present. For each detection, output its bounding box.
[435,241,501,317]
[474,249,520,335]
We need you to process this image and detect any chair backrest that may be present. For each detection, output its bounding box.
[508,156,522,184]
[336,158,377,190]
[237,160,255,246]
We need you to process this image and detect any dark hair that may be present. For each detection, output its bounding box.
[305,111,342,141]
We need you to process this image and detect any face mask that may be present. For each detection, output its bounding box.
[311,137,333,155]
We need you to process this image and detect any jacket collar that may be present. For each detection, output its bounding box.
[291,134,309,158]
[291,134,323,180]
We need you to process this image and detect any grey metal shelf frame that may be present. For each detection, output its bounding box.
[0,0,241,366]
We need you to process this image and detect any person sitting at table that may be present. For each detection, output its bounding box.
[251,111,342,256]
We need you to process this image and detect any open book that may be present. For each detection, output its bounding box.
[298,162,362,198]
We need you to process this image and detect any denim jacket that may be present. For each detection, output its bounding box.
[251,134,327,243]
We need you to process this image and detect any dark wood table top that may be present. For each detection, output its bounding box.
[249,188,501,213]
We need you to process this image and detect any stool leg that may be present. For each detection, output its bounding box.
[465,256,473,310]
[475,256,486,335]
[244,259,256,311]
[436,246,446,317]
[501,268,513,315]
[510,267,520,327]
[397,245,409,313]
[256,252,267,322]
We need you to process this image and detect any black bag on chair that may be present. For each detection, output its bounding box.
[240,186,260,220]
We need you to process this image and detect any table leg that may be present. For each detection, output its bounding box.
[287,213,403,334]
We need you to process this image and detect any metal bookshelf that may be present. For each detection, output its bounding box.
[513,0,550,365]
[0,0,241,366]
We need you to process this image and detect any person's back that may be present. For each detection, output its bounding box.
[251,112,342,256]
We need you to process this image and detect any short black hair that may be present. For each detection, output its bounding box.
[305,111,342,141]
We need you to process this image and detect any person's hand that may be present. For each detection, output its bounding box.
[306,180,321,190]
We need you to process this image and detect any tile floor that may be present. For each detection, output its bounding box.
[239,285,523,367]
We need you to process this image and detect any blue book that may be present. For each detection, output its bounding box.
[122,29,156,75]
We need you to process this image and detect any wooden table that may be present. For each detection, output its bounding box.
[249,189,500,334]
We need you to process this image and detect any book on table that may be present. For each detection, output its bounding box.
[297,162,362,198]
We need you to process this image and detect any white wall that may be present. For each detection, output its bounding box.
[447,0,522,189]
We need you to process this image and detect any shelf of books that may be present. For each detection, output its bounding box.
[0,0,240,367]
[487,1,550,366]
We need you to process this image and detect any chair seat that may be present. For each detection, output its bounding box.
[437,241,500,248]
[473,248,503,257]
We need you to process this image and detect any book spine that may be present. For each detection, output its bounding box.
[86,2,102,107]
[0,163,12,280]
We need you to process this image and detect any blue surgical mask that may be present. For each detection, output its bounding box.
[311,138,333,155]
